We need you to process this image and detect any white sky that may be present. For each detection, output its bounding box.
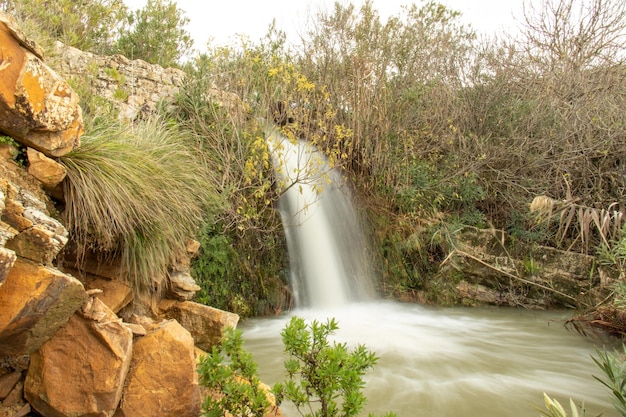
[122,0,527,49]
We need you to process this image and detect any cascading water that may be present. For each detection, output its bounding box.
[266,129,376,308]
[256,128,618,417]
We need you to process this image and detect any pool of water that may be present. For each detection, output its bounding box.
[240,301,620,417]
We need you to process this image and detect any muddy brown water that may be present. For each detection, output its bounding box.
[241,302,620,417]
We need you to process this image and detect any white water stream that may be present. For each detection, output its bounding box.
[248,130,620,417]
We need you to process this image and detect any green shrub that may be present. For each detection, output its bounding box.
[197,327,272,417]
[198,317,395,417]
[192,222,247,314]
[1,0,128,54]
[60,114,218,293]
[273,316,396,417]
[114,0,193,67]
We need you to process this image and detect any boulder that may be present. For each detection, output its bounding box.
[0,13,83,157]
[115,320,201,417]
[0,258,87,356]
[159,300,239,351]
[26,147,67,189]
[25,297,133,417]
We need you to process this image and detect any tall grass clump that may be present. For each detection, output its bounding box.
[60,114,219,293]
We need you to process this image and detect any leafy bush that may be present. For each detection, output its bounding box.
[114,0,193,67]
[197,327,273,417]
[198,317,395,417]
[1,0,128,54]
[273,316,396,417]
[60,114,218,293]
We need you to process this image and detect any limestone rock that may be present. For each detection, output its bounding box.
[26,147,66,188]
[55,43,185,121]
[1,182,67,265]
[0,13,83,157]
[5,224,66,265]
[122,322,146,337]
[3,183,65,234]
[2,378,23,407]
[9,403,31,417]
[159,300,239,351]
[455,281,503,305]
[186,239,201,256]
[124,314,158,333]
[116,320,201,417]
[0,222,18,247]
[167,271,201,301]
[0,246,16,286]
[0,12,43,59]
[207,87,250,120]
[446,227,601,308]
[0,258,87,356]
[25,298,133,417]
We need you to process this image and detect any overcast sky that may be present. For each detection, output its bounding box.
[123,0,527,48]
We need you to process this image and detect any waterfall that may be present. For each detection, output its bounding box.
[266,129,377,308]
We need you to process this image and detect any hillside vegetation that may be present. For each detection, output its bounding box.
[4,0,626,325]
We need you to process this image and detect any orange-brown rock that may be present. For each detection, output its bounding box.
[116,319,201,417]
[159,300,239,351]
[0,371,21,400]
[1,182,68,266]
[5,224,66,265]
[26,147,66,189]
[61,247,126,281]
[0,13,82,157]
[0,258,87,356]
[70,269,134,314]
[25,297,133,417]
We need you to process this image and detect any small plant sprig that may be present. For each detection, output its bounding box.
[592,346,626,416]
[538,393,591,417]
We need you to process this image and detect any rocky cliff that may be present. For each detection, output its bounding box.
[0,12,272,417]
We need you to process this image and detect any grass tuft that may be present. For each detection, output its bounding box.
[60,114,220,293]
